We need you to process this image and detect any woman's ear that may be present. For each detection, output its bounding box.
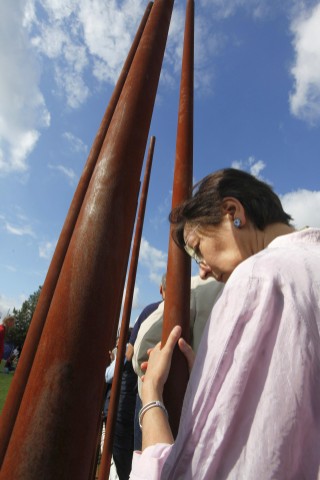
[222,197,246,226]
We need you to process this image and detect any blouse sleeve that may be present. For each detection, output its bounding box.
[129,444,173,479]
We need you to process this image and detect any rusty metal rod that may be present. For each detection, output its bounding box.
[161,0,194,438]
[89,180,141,480]
[0,2,153,469]
[89,179,142,480]
[0,0,174,477]
[89,410,104,480]
[99,136,156,480]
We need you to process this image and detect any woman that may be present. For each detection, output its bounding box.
[130,169,320,479]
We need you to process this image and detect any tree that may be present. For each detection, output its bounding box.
[7,286,42,348]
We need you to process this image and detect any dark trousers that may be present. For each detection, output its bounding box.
[113,419,134,480]
[133,395,142,451]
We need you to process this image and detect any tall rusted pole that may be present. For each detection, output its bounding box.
[99,136,156,480]
[161,0,194,438]
[89,176,144,480]
[0,2,153,468]
[89,180,142,480]
[0,1,174,478]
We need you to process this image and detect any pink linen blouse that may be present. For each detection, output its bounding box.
[130,228,320,479]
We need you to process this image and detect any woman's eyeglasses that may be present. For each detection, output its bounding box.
[183,224,204,265]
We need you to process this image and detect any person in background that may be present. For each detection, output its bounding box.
[127,274,167,452]
[130,168,320,479]
[126,274,167,364]
[4,345,20,374]
[132,274,223,381]
[0,315,15,367]
[104,330,137,480]
[100,339,119,480]
[103,338,119,421]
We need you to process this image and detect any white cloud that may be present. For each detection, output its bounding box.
[281,189,320,228]
[39,240,56,260]
[149,271,165,286]
[5,265,17,273]
[63,132,88,154]
[120,282,139,323]
[31,24,68,59]
[0,293,19,316]
[0,0,50,175]
[162,3,226,94]
[0,0,235,177]
[139,238,167,283]
[79,0,141,84]
[3,0,319,181]
[249,158,266,178]
[164,4,185,75]
[27,0,147,105]
[30,3,90,108]
[55,64,90,109]
[231,156,266,178]
[199,0,269,20]
[289,3,320,124]
[194,17,223,94]
[48,163,78,186]
[27,0,226,108]
[5,221,36,238]
[0,293,26,318]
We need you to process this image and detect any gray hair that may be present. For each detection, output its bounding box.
[161,274,167,291]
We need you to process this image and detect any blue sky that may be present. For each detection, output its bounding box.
[1,0,320,324]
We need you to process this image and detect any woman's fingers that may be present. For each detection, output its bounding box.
[141,326,182,399]
[141,361,148,371]
[178,337,195,373]
[163,325,182,352]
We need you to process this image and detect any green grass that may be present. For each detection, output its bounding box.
[0,360,14,414]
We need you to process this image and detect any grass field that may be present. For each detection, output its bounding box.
[0,360,14,414]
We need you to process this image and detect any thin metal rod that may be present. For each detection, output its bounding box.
[88,411,104,480]
[0,2,153,468]
[161,0,194,438]
[99,136,156,480]
[0,0,174,477]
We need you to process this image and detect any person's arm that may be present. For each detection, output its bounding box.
[139,326,195,450]
[139,328,180,448]
[125,343,134,361]
[105,357,116,383]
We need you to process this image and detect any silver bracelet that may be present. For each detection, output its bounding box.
[139,400,168,429]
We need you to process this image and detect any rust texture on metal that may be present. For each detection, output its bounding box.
[0,0,174,478]
[0,2,153,469]
[161,0,194,438]
[99,136,156,480]
[89,181,140,480]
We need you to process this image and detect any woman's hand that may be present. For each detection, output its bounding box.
[141,326,182,402]
[139,326,195,449]
[141,326,195,402]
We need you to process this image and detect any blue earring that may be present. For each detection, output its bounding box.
[234,218,241,228]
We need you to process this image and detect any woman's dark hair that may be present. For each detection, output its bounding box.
[169,168,292,247]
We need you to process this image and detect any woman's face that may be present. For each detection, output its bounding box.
[184,214,250,283]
